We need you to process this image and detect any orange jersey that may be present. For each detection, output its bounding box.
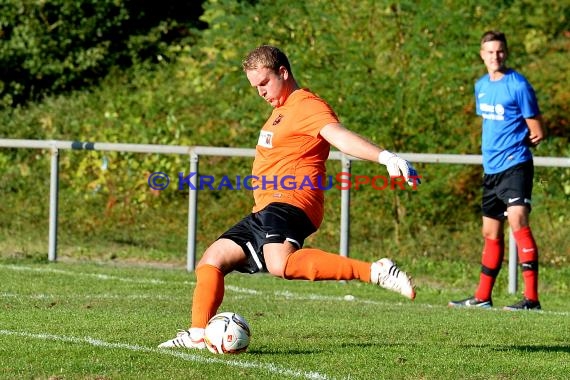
[251,88,339,228]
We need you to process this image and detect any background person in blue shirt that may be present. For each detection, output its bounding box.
[449,31,545,310]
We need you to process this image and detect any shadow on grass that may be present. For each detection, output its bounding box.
[460,343,570,354]
[0,252,49,264]
[491,344,570,354]
[248,341,410,355]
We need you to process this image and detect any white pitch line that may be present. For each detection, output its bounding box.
[0,329,333,380]
[0,264,182,285]
[0,291,175,301]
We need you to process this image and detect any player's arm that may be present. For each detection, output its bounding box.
[526,116,545,147]
[319,123,420,186]
[319,122,381,161]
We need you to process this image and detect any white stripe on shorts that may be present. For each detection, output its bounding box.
[246,241,263,270]
[286,237,300,248]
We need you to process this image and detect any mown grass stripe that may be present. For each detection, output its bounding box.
[2,264,568,316]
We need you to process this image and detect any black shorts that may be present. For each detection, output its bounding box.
[218,203,317,274]
[482,160,534,220]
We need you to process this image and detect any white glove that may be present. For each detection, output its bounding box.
[378,150,421,187]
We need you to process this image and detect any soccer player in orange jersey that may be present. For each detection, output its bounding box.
[159,46,421,349]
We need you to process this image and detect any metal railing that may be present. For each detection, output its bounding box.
[1,138,569,294]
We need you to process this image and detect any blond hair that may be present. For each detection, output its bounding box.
[242,45,292,74]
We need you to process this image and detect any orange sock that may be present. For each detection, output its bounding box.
[283,248,371,282]
[190,264,224,328]
[513,226,539,301]
[475,237,504,301]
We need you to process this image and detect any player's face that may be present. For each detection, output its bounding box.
[246,66,288,108]
[480,40,507,74]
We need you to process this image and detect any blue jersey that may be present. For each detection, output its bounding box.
[475,69,540,174]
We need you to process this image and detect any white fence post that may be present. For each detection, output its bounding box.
[339,154,351,258]
[508,228,518,294]
[48,146,59,262]
[187,152,199,272]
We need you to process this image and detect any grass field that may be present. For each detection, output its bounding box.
[1,256,568,380]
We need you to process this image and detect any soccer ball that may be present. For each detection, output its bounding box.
[203,312,251,354]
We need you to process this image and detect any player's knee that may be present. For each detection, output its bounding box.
[481,224,503,239]
[263,242,295,278]
[265,259,286,278]
[198,239,247,274]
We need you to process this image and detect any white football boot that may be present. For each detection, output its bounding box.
[158,328,206,349]
[370,258,416,300]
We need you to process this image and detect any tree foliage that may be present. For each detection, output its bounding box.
[0,0,206,107]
